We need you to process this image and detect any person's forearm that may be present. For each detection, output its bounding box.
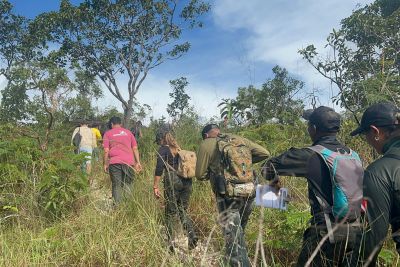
[104,151,109,165]
[393,224,400,254]
[153,176,161,189]
[133,147,140,164]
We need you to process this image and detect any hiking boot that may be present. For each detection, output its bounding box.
[188,236,198,250]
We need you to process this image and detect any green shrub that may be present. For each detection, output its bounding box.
[0,125,88,223]
[39,149,88,219]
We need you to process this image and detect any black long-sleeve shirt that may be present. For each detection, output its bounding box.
[362,137,400,265]
[266,135,350,224]
[155,145,179,176]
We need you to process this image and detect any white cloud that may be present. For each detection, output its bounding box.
[212,0,374,108]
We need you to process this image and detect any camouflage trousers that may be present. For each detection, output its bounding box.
[164,172,197,244]
[216,195,254,267]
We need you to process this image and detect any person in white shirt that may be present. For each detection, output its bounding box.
[72,121,96,177]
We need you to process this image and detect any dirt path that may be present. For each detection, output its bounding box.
[87,166,221,266]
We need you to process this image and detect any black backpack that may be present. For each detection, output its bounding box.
[72,128,82,147]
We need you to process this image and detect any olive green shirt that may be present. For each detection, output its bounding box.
[195,133,270,180]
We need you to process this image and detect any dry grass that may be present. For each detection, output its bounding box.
[1,122,399,266]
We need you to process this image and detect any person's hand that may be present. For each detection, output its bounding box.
[261,161,274,180]
[103,164,109,173]
[135,162,142,172]
[153,187,161,198]
[269,179,281,193]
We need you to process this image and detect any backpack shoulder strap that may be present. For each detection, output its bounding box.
[159,145,176,172]
[308,145,333,178]
[307,145,336,240]
[216,133,228,142]
[307,145,341,210]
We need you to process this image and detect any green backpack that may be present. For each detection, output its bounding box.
[217,134,255,197]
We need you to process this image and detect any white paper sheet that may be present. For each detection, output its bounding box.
[255,184,288,210]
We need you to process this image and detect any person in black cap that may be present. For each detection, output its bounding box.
[262,106,364,267]
[196,123,269,267]
[350,102,400,266]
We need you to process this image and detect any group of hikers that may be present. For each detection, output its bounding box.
[71,102,400,267]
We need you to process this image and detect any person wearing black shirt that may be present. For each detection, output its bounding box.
[350,102,400,266]
[153,130,198,251]
[263,106,363,267]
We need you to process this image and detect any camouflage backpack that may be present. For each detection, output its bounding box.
[176,150,197,179]
[217,134,255,197]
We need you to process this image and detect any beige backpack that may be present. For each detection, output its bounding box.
[176,150,197,179]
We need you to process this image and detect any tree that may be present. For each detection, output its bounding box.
[9,50,78,151]
[0,0,27,80]
[60,69,103,123]
[218,98,244,126]
[167,77,190,121]
[259,66,305,124]
[0,0,30,121]
[0,1,102,150]
[44,0,210,126]
[299,0,400,122]
[221,66,305,125]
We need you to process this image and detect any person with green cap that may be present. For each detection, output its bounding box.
[196,123,269,267]
[350,102,400,266]
[262,106,364,267]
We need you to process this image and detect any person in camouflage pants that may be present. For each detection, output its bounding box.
[196,124,270,266]
[216,195,254,266]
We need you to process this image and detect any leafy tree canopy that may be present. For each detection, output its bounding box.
[219,65,305,126]
[299,0,400,122]
[167,77,190,121]
[39,0,210,126]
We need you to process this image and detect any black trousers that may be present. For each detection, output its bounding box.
[109,164,134,203]
[296,223,362,267]
[164,172,196,243]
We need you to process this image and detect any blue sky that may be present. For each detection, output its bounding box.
[7,0,374,121]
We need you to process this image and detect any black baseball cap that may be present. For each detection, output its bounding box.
[155,124,171,143]
[303,106,341,133]
[201,123,219,138]
[350,102,400,136]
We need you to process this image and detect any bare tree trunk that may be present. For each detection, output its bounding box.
[123,103,133,128]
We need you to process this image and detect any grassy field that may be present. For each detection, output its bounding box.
[0,122,399,266]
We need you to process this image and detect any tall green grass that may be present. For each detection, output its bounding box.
[1,120,399,266]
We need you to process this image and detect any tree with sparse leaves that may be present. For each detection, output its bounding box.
[0,0,102,150]
[0,0,30,121]
[42,0,209,126]
[167,77,190,122]
[299,0,400,122]
[220,66,305,125]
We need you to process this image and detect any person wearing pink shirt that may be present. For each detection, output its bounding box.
[103,116,142,203]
